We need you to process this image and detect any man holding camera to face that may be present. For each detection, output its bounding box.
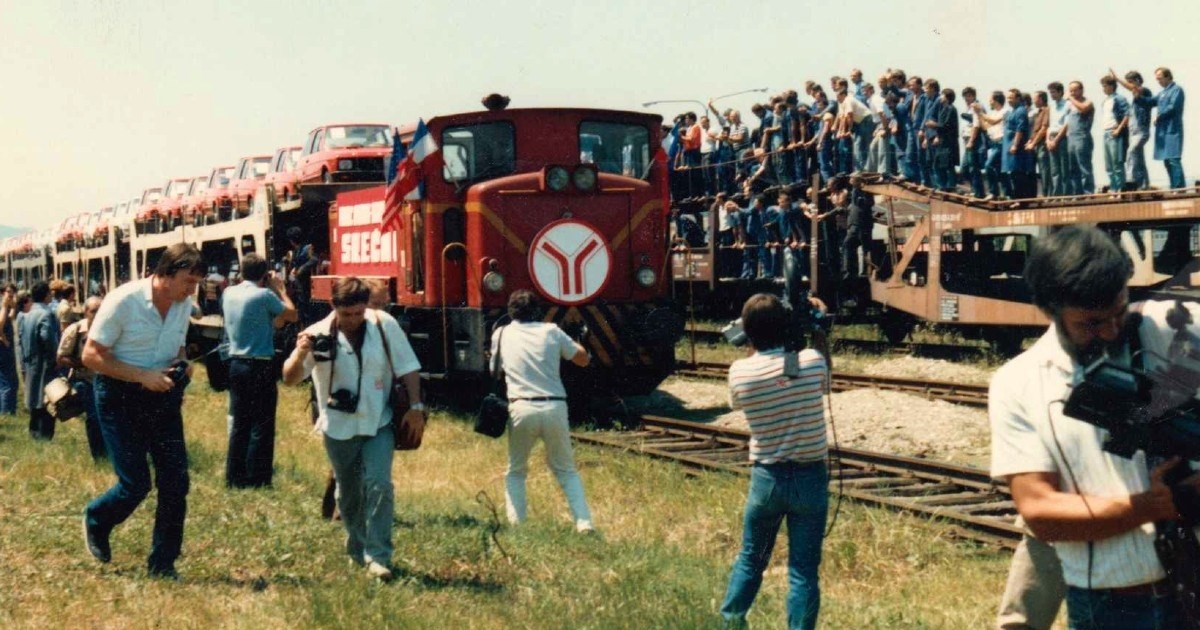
[990,226,1200,629]
[81,243,204,579]
[222,253,297,488]
[720,293,829,630]
[282,277,422,582]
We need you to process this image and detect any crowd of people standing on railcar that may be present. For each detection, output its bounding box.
[667,66,1186,201]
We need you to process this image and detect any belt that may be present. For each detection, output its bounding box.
[509,397,566,403]
[230,356,274,361]
[1103,579,1172,598]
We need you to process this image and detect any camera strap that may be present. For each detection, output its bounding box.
[326,316,363,406]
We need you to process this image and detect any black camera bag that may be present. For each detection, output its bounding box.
[475,325,508,438]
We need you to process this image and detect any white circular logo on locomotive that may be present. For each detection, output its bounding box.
[528,219,612,305]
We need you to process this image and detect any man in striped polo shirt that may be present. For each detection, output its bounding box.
[720,293,829,630]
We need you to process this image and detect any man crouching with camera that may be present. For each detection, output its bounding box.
[991,225,1200,629]
[282,277,423,582]
[81,243,203,579]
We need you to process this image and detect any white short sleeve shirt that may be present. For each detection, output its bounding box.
[490,321,577,400]
[88,278,194,370]
[303,309,421,440]
[990,304,1200,588]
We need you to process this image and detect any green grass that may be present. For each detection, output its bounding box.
[0,366,1026,628]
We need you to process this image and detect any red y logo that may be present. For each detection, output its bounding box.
[539,237,602,296]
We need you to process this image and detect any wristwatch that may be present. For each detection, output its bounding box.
[410,402,426,412]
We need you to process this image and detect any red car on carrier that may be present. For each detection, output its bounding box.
[294,123,392,184]
[180,175,210,226]
[158,177,200,229]
[263,145,303,205]
[198,165,235,223]
[133,186,164,235]
[228,155,272,216]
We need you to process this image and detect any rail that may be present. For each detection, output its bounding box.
[573,415,1019,549]
[674,361,989,408]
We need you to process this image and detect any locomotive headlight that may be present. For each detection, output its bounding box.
[546,166,569,191]
[635,266,657,287]
[483,271,506,293]
[572,167,597,191]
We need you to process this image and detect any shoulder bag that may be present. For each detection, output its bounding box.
[474,325,509,438]
[377,317,423,450]
[44,370,85,421]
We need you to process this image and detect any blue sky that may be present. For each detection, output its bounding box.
[1,0,1197,228]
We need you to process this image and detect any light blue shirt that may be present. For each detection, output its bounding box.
[88,277,193,370]
[221,281,284,358]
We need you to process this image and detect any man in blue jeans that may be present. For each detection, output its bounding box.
[1063,81,1096,195]
[81,243,204,579]
[721,293,829,629]
[222,253,297,488]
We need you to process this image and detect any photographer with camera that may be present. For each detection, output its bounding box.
[282,277,423,582]
[57,296,105,460]
[80,243,203,579]
[720,293,829,630]
[491,290,594,532]
[222,253,297,489]
[990,225,1200,629]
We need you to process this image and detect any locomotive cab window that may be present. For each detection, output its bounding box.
[579,121,650,178]
[441,122,515,183]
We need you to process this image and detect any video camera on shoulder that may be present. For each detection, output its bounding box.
[1062,307,1200,461]
[721,296,831,379]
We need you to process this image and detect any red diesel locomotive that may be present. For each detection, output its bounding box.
[308,106,684,397]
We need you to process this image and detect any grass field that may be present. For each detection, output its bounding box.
[0,366,1023,629]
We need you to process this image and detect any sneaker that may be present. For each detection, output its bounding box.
[576,520,596,535]
[366,560,394,582]
[83,515,111,563]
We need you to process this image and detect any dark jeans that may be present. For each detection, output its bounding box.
[721,462,829,630]
[85,376,190,572]
[1065,586,1177,629]
[226,358,279,488]
[0,344,16,414]
[29,407,54,440]
[842,226,870,280]
[75,379,107,459]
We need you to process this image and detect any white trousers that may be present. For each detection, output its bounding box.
[505,400,592,528]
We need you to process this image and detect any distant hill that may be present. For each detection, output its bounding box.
[0,225,33,239]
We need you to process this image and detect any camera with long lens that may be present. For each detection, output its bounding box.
[326,388,360,413]
[309,333,336,362]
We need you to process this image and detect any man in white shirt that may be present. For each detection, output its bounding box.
[490,290,593,532]
[990,226,1192,628]
[81,243,204,579]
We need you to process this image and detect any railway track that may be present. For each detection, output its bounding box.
[674,361,990,408]
[574,415,1020,549]
[681,328,992,362]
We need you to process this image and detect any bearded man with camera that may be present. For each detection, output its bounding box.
[990,225,1200,629]
[282,276,422,582]
[80,243,204,580]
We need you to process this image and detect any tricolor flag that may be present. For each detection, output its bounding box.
[381,118,441,231]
